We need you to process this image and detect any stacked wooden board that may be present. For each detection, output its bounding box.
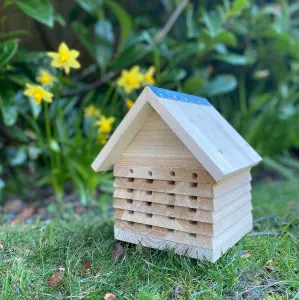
[113,165,253,262]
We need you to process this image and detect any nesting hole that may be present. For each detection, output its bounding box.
[129,169,134,174]
[146,191,152,195]
[168,229,174,233]
[188,208,197,213]
[189,220,198,225]
[169,171,175,177]
[126,199,133,204]
[168,181,175,186]
[168,217,175,220]
[166,205,175,209]
[128,210,134,215]
[148,171,153,177]
[146,213,153,218]
[127,189,134,193]
[128,221,134,226]
[146,202,152,206]
[190,182,198,188]
[188,233,197,238]
[168,193,175,197]
[146,179,154,184]
[189,195,197,201]
[146,225,152,229]
[127,178,134,182]
[192,173,198,179]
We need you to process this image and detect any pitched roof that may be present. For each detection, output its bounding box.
[92,86,262,182]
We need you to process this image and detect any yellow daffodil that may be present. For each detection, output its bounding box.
[97,134,109,145]
[117,66,144,94]
[84,105,101,117]
[143,66,156,85]
[96,116,115,134]
[24,84,53,105]
[47,42,81,75]
[36,69,55,86]
[126,99,134,109]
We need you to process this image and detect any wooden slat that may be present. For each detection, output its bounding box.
[113,182,251,211]
[115,209,214,236]
[114,213,253,262]
[114,226,214,261]
[114,177,214,198]
[113,193,251,223]
[115,201,251,236]
[114,170,251,198]
[114,164,215,184]
[115,219,213,248]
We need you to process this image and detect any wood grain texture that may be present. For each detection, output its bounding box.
[92,88,153,171]
[114,164,215,184]
[114,201,251,236]
[113,182,251,211]
[114,213,253,262]
[118,110,204,169]
[113,193,251,223]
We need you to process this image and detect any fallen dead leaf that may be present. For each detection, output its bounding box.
[3,199,23,213]
[11,205,35,224]
[104,293,116,300]
[81,261,92,277]
[48,266,65,288]
[112,243,125,262]
[240,251,252,258]
[264,260,276,271]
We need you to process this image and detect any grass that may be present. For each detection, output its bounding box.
[0,180,298,299]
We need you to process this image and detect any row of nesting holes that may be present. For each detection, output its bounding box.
[126,220,197,238]
[128,169,198,180]
[126,198,197,213]
[127,177,198,188]
[127,189,198,201]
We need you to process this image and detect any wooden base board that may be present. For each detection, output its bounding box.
[114,201,252,236]
[113,193,251,223]
[113,182,251,211]
[115,213,252,249]
[114,216,253,262]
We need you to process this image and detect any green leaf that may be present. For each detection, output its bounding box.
[0,39,19,67]
[105,0,133,49]
[29,98,42,119]
[183,77,205,93]
[54,12,66,26]
[16,0,54,27]
[0,179,5,190]
[202,75,238,96]
[94,19,114,70]
[72,22,95,57]
[202,10,222,36]
[110,44,151,70]
[213,53,256,65]
[227,0,249,17]
[49,139,60,153]
[0,30,29,39]
[28,146,42,160]
[76,0,103,16]
[7,146,27,166]
[0,90,18,126]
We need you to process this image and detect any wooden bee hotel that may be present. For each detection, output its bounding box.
[92,86,262,262]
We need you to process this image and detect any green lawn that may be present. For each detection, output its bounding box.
[0,180,298,299]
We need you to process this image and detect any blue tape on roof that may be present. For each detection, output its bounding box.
[149,86,210,106]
